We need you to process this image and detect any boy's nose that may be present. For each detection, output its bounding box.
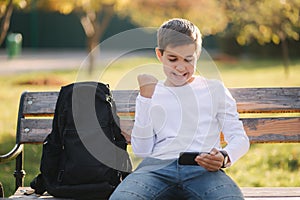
[175,64,185,72]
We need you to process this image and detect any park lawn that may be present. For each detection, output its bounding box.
[0,57,300,197]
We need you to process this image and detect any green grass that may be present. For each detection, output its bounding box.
[0,56,300,197]
[226,143,300,187]
[216,58,300,87]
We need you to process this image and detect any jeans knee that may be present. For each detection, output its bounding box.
[109,190,146,200]
[203,184,244,200]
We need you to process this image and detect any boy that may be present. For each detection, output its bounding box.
[110,18,249,200]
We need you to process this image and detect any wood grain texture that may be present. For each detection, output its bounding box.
[230,88,300,113]
[19,119,52,143]
[18,88,300,144]
[21,88,300,115]
[19,117,300,144]
[241,187,300,197]
[242,117,300,143]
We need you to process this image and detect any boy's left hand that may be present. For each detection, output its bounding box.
[194,148,224,171]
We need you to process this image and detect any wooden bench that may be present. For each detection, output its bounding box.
[0,87,300,199]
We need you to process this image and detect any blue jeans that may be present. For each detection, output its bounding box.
[109,157,244,200]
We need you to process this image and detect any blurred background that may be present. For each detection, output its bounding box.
[0,0,300,197]
[1,0,300,73]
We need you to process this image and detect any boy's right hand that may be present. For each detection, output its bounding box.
[137,74,158,98]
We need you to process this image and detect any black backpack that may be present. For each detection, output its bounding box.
[31,82,132,200]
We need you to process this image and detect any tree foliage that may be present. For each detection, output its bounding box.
[226,0,300,45]
[0,0,30,46]
[225,0,300,74]
[119,0,228,36]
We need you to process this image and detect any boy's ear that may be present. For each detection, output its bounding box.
[155,47,163,61]
[197,50,201,60]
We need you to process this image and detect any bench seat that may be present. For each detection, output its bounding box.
[7,187,300,199]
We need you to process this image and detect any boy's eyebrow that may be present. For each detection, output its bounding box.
[165,51,194,58]
[166,53,194,59]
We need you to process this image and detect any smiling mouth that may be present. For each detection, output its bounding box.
[172,72,188,78]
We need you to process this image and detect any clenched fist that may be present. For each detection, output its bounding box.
[137,74,158,98]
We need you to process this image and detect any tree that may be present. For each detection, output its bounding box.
[225,0,300,75]
[35,0,128,74]
[119,0,228,36]
[34,0,229,74]
[0,0,30,46]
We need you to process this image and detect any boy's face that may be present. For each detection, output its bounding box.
[156,44,198,87]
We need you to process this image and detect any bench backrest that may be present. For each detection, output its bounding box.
[17,88,300,144]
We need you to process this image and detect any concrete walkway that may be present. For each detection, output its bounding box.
[0,49,89,75]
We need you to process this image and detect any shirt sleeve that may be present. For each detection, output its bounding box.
[217,84,250,165]
[131,94,155,157]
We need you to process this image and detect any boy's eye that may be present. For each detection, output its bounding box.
[184,59,193,63]
[168,58,177,62]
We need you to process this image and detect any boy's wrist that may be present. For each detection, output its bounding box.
[220,150,231,168]
[139,85,155,98]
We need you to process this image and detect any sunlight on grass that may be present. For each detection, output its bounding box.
[216,59,300,87]
[226,143,300,187]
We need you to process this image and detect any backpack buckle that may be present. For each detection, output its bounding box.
[106,94,112,106]
[57,170,64,182]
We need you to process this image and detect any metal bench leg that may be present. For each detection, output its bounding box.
[14,152,26,190]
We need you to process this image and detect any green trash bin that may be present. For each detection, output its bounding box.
[6,33,22,59]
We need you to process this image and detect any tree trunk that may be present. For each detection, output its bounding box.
[87,34,99,75]
[280,38,290,77]
[0,0,14,46]
[80,5,114,75]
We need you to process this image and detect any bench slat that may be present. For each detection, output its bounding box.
[23,92,59,116]
[19,119,134,143]
[19,117,300,144]
[231,88,300,113]
[20,118,52,143]
[242,117,300,143]
[241,187,300,197]
[120,118,300,143]
[22,88,300,116]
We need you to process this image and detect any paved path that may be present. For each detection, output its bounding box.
[0,49,88,75]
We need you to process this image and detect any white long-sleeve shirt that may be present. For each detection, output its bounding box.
[131,76,249,165]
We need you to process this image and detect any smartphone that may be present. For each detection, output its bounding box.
[178,152,200,165]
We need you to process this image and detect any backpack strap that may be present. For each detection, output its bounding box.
[53,85,70,183]
[105,84,133,177]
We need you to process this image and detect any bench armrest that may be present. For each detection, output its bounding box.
[0,144,23,164]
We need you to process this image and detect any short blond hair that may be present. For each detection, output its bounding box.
[157,18,202,55]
